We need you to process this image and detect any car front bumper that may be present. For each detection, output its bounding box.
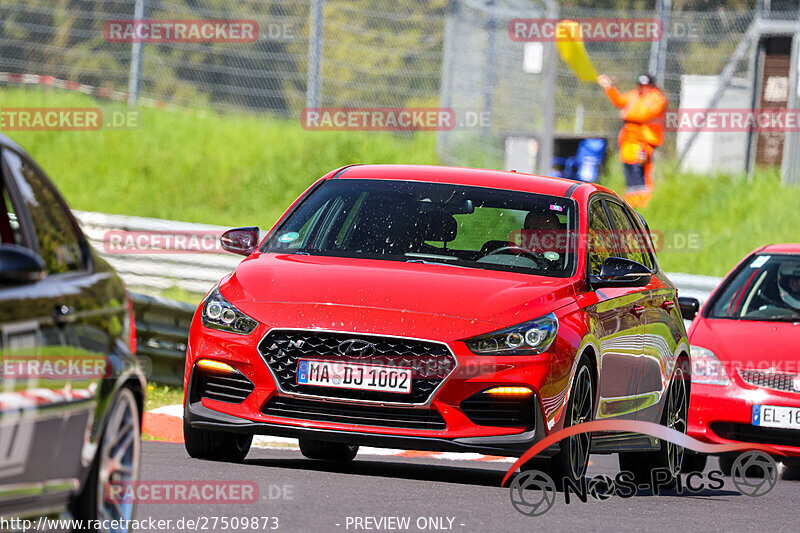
[688,382,800,458]
[184,395,553,457]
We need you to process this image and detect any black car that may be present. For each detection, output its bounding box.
[0,134,145,528]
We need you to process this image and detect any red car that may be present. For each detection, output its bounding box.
[684,244,800,476]
[183,164,689,484]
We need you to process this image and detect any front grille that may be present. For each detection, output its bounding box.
[258,330,456,404]
[460,392,536,428]
[261,397,447,430]
[196,371,254,404]
[739,370,800,394]
[711,422,799,448]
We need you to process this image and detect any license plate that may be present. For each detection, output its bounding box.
[752,405,800,430]
[296,359,412,394]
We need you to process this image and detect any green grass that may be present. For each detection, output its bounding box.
[603,163,800,276]
[2,87,799,278]
[144,383,184,411]
[1,88,439,230]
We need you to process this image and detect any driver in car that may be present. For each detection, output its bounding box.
[778,261,800,314]
[516,207,567,265]
[747,260,800,318]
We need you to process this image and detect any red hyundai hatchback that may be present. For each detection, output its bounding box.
[683,244,800,476]
[183,164,689,484]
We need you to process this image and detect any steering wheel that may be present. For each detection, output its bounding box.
[483,246,548,268]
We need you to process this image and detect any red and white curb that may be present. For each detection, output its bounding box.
[145,405,514,463]
[0,71,202,115]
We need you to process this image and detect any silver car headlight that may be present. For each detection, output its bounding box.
[202,288,258,335]
[465,313,558,355]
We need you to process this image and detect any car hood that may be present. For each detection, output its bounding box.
[221,253,577,341]
[690,317,800,369]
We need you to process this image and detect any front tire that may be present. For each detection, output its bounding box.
[72,386,141,532]
[782,466,800,481]
[619,360,689,487]
[299,439,359,461]
[183,420,252,462]
[718,454,735,476]
[523,357,594,487]
[681,453,708,473]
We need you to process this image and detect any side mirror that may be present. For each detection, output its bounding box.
[590,257,652,289]
[678,297,700,321]
[220,227,260,256]
[0,244,46,284]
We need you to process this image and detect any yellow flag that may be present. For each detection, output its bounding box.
[555,20,598,82]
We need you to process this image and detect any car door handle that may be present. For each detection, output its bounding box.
[629,305,646,318]
[661,300,676,312]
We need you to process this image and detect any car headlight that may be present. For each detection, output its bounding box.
[465,313,558,355]
[690,345,730,386]
[202,288,258,335]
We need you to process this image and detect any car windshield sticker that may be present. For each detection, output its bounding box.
[279,232,300,243]
[549,204,564,212]
[750,255,770,268]
[544,251,560,261]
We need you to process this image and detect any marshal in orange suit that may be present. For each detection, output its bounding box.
[597,73,667,209]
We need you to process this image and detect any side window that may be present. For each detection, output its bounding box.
[633,212,656,270]
[587,200,615,276]
[1,178,24,247]
[605,201,650,268]
[2,150,84,274]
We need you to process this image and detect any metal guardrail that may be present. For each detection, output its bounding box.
[130,292,196,386]
[74,210,243,295]
[667,272,722,304]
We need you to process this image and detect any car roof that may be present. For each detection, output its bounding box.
[758,243,800,254]
[332,164,613,199]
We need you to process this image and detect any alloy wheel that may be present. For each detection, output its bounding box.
[567,365,594,479]
[96,388,141,530]
[665,366,688,476]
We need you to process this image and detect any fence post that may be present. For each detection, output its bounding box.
[537,0,558,175]
[306,0,325,109]
[127,0,147,106]
[480,0,497,137]
[678,22,758,167]
[649,0,671,86]
[437,0,458,160]
[781,27,800,186]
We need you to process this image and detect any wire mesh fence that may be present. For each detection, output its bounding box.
[438,0,767,168]
[0,1,798,178]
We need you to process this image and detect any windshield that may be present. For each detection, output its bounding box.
[710,254,800,321]
[262,179,578,277]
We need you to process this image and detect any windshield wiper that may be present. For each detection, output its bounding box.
[405,257,467,268]
[404,253,460,261]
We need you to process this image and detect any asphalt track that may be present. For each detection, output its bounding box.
[137,441,800,533]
